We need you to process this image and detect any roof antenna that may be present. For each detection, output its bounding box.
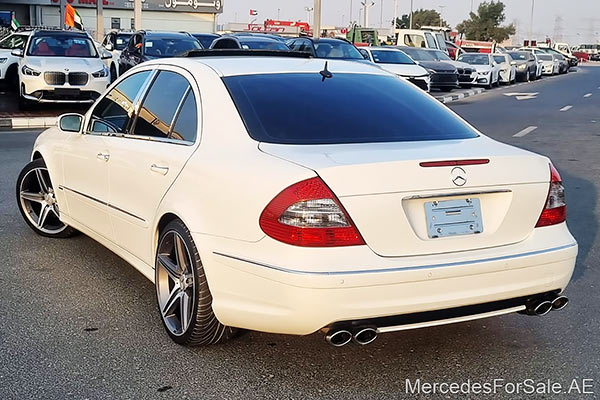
[319,61,333,81]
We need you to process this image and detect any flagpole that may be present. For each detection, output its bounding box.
[59,0,66,29]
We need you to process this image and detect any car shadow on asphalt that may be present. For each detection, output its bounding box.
[561,172,596,281]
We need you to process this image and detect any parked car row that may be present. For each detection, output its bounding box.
[0,27,576,109]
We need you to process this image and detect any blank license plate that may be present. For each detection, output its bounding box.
[425,198,483,238]
[54,88,80,96]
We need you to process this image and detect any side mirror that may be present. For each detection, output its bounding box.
[101,50,112,60]
[105,42,114,52]
[59,113,83,133]
[11,48,23,57]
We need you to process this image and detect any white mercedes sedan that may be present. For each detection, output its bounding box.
[16,53,577,347]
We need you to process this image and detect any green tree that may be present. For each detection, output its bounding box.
[456,1,515,42]
[395,9,449,29]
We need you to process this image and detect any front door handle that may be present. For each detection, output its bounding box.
[150,164,169,175]
[97,152,110,162]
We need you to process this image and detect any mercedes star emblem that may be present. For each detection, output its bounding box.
[451,167,467,187]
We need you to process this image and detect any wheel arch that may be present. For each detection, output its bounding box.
[154,212,184,258]
[31,151,44,161]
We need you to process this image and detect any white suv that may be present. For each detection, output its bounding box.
[12,29,111,109]
[0,30,31,87]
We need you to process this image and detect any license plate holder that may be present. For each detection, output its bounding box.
[54,88,80,96]
[425,198,483,239]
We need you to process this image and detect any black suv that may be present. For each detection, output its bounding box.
[119,31,202,74]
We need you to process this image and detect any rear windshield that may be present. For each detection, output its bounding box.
[314,41,363,59]
[224,73,478,144]
[240,40,289,50]
[144,37,202,57]
[508,52,527,60]
[371,50,414,64]
[115,34,132,50]
[458,54,490,65]
[400,47,437,61]
[538,54,553,61]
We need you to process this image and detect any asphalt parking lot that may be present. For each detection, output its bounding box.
[1,66,599,399]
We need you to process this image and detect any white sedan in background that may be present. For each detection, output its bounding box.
[493,53,516,84]
[0,30,30,87]
[359,46,430,91]
[538,53,560,75]
[457,53,501,88]
[13,29,111,109]
[16,54,576,347]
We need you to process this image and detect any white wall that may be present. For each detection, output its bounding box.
[40,6,215,36]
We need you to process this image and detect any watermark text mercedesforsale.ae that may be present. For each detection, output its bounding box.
[404,378,594,396]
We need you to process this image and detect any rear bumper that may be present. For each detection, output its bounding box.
[197,223,577,335]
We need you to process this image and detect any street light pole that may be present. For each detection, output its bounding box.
[529,0,535,40]
[134,0,142,30]
[391,0,397,37]
[439,5,445,28]
[409,0,414,29]
[313,0,321,38]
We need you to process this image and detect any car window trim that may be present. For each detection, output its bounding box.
[168,86,194,140]
[85,67,157,137]
[125,69,196,146]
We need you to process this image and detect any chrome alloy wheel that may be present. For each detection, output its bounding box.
[156,230,196,336]
[18,167,67,235]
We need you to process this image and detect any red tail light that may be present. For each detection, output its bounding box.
[535,164,566,227]
[259,177,365,247]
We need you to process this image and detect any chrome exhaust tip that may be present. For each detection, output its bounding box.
[353,327,378,346]
[325,329,352,347]
[533,301,553,316]
[551,295,569,311]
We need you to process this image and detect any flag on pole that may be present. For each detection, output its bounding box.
[249,9,258,16]
[10,15,20,31]
[65,4,84,30]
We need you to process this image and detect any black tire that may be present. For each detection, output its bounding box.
[155,219,238,346]
[5,64,18,91]
[110,64,117,84]
[16,158,77,238]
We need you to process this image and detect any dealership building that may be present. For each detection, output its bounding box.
[4,0,223,34]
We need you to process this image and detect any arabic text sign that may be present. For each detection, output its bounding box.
[47,0,223,13]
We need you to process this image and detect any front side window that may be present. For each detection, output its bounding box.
[28,35,98,57]
[89,71,151,134]
[132,71,190,139]
[435,33,447,51]
[0,34,27,49]
[432,50,452,61]
[224,73,478,145]
[240,40,289,50]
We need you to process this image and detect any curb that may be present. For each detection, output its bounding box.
[0,116,57,130]
[436,88,484,104]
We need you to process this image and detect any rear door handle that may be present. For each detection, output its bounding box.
[150,164,169,175]
[97,152,110,162]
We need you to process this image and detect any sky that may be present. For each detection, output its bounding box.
[218,0,600,44]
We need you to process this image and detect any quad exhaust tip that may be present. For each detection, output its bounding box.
[325,329,352,347]
[326,327,378,347]
[525,293,569,316]
[353,327,378,346]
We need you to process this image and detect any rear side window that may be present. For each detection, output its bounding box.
[224,73,478,145]
[133,71,190,138]
[171,91,198,142]
[424,33,438,49]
